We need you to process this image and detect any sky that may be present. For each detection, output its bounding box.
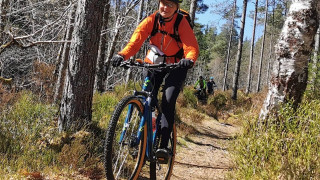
[195,0,264,40]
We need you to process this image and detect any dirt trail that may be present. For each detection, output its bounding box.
[172,115,240,180]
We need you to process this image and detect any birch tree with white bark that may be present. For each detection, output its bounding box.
[260,0,320,119]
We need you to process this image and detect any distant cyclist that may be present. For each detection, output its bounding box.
[194,76,206,99]
[207,76,217,95]
[111,0,199,163]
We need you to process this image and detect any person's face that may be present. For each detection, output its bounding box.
[159,0,178,18]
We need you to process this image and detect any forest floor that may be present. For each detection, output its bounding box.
[171,110,240,180]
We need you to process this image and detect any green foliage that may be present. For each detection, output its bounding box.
[180,87,198,108]
[92,92,119,128]
[0,91,58,172]
[208,93,227,110]
[93,81,142,128]
[231,101,320,179]
[180,0,208,14]
[210,24,238,60]
[305,56,320,100]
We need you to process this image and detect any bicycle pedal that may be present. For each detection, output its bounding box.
[157,157,169,164]
[155,149,171,164]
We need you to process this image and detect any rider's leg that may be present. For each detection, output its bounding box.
[143,69,166,108]
[159,68,187,149]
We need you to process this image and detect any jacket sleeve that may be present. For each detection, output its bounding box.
[178,17,199,62]
[118,15,155,60]
[194,80,199,88]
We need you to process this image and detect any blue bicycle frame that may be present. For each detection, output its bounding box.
[118,76,159,159]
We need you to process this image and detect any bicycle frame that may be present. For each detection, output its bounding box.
[117,61,178,179]
[118,77,159,158]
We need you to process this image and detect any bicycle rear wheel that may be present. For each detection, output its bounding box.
[104,96,147,180]
[156,124,177,180]
[139,124,177,180]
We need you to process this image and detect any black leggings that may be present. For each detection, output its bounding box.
[144,68,187,148]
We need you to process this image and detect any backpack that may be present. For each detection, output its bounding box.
[150,9,193,59]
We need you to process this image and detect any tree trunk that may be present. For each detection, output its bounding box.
[260,0,319,119]
[58,0,106,132]
[54,4,75,104]
[311,25,320,87]
[245,0,258,94]
[266,0,275,86]
[222,0,237,91]
[189,0,197,28]
[231,0,248,100]
[95,0,110,93]
[256,0,268,92]
[0,0,8,76]
[0,0,9,43]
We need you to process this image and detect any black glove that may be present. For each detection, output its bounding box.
[178,59,194,69]
[111,54,124,67]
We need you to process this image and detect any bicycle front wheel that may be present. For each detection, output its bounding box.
[104,96,147,180]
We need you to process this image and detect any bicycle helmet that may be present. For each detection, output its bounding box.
[210,77,214,80]
[161,0,183,4]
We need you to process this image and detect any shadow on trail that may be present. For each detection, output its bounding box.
[176,120,237,141]
[174,161,233,170]
[184,136,227,151]
[199,125,237,140]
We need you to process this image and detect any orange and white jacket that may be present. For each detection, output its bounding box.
[118,11,199,64]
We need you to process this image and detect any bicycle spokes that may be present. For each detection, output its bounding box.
[105,98,146,180]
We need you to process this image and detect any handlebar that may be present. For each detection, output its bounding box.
[119,61,179,70]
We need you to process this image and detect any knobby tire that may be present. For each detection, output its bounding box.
[104,96,147,180]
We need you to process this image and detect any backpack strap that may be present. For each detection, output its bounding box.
[150,12,160,37]
[173,12,184,43]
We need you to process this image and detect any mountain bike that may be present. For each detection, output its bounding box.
[104,61,178,180]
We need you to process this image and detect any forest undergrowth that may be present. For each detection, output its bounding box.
[0,80,320,179]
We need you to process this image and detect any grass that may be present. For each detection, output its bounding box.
[231,100,320,179]
[0,91,58,173]
[0,90,118,178]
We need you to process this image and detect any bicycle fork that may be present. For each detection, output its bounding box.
[143,97,157,179]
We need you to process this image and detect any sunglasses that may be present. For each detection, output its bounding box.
[160,1,176,8]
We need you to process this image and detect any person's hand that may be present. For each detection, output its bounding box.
[178,59,194,69]
[111,54,124,67]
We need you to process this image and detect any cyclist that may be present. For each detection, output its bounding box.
[207,76,216,95]
[194,76,206,99]
[111,0,199,163]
